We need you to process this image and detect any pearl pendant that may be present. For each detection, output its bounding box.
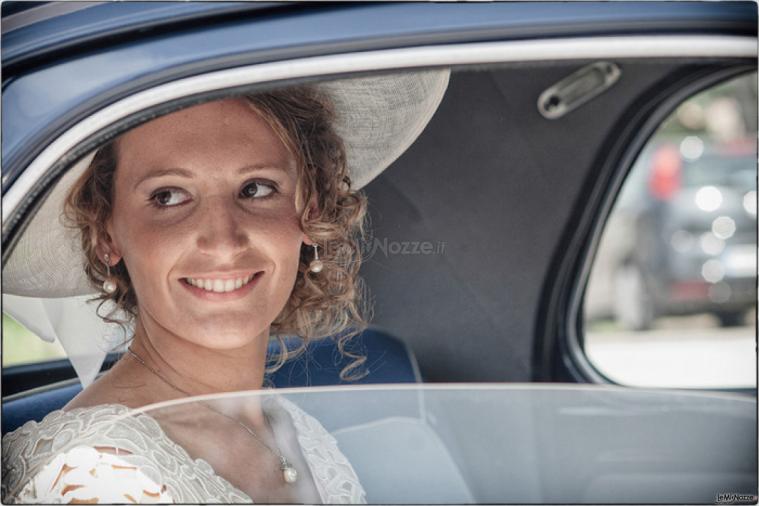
[283,465,298,484]
[103,278,117,294]
[308,259,324,273]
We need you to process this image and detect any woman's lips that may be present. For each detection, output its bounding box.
[180,272,263,300]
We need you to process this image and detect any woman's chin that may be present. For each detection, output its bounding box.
[180,326,270,351]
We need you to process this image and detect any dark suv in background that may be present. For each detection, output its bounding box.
[595,136,756,330]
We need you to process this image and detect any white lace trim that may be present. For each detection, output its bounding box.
[278,398,366,504]
[2,399,366,504]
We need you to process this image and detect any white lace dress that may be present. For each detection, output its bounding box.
[1,397,366,504]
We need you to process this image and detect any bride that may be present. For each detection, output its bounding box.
[1,70,449,503]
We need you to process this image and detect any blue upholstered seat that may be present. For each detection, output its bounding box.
[1,327,420,435]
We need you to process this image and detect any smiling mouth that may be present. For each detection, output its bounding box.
[182,272,261,293]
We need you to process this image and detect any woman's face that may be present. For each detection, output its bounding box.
[106,98,310,349]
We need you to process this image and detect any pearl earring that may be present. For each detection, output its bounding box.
[102,253,118,294]
[308,245,324,273]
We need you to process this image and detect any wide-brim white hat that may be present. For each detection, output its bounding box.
[4,69,450,298]
[2,69,449,386]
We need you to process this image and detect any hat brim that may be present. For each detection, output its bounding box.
[4,69,450,297]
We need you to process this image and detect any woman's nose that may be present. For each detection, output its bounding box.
[194,197,250,256]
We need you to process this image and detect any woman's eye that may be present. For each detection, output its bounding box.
[240,181,277,199]
[150,188,191,208]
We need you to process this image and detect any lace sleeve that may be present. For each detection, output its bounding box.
[15,445,173,504]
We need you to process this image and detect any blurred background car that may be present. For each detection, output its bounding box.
[586,134,757,331]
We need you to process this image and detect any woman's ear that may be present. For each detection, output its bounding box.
[302,197,320,247]
[305,196,320,221]
[96,222,123,265]
[96,242,122,266]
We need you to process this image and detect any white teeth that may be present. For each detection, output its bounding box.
[186,274,257,293]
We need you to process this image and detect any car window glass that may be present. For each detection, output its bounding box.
[583,71,757,389]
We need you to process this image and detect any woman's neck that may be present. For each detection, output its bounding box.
[128,315,270,397]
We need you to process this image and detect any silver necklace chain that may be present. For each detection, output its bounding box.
[125,347,298,484]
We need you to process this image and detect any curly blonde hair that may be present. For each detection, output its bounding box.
[64,87,371,381]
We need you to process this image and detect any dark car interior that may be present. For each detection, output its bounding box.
[360,61,754,384]
[3,58,755,436]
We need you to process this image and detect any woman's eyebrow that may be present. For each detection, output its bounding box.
[134,164,291,190]
[134,168,194,189]
[238,164,292,175]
